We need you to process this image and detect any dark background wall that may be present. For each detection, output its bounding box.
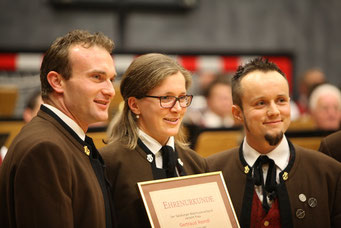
[1,0,341,98]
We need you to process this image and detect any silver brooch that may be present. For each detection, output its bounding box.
[178,158,184,166]
[147,154,153,163]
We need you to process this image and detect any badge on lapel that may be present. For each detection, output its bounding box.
[147,154,153,163]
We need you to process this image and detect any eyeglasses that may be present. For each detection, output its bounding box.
[138,95,193,108]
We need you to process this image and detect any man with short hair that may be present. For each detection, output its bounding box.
[207,57,341,227]
[0,30,117,228]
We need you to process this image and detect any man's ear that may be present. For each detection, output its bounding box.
[46,71,64,94]
[232,104,243,123]
[128,97,140,115]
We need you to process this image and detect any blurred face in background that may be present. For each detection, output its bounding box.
[312,94,341,130]
[23,95,43,123]
[207,83,233,118]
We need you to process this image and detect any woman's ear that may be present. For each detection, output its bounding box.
[128,97,140,115]
[232,104,243,123]
[46,71,64,94]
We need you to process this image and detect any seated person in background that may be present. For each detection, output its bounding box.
[100,53,208,228]
[296,68,326,115]
[23,90,43,123]
[184,70,219,116]
[319,130,341,162]
[207,57,341,227]
[188,70,218,96]
[185,75,235,128]
[309,83,341,131]
[0,90,43,164]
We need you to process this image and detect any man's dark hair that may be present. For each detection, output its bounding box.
[231,57,286,109]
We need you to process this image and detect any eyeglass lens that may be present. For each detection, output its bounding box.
[160,96,191,108]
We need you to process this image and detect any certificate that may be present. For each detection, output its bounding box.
[137,171,240,228]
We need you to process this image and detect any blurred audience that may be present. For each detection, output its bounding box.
[1,90,43,165]
[23,90,43,123]
[296,69,326,115]
[184,74,235,128]
[189,70,219,96]
[309,83,341,131]
[203,76,234,127]
[186,70,219,112]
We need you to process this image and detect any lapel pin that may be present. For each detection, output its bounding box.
[83,146,90,156]
[244,166,250,174]
[299,193,307,202]
[296,208,305,219]
[147,154,153,163]
[308,197,317,208]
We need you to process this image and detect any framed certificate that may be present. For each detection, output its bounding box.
[137,171,240,228]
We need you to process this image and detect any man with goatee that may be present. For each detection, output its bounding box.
[207,57,341,227]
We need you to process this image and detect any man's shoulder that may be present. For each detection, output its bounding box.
[207,147,239,160]
[323,130,341,145]
[294,144,341,170]
[206,147,239,171]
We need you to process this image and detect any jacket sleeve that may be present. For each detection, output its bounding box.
[13,142,73,228]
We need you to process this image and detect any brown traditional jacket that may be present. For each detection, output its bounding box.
[207,143,341,228]
[0,108,109,228]
[100,140,208,228]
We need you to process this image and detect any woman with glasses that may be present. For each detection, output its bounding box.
[100,53,208,228]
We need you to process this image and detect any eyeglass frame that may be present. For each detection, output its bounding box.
[136,95,193,108]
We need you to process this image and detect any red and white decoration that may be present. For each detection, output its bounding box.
[0,53,293,91]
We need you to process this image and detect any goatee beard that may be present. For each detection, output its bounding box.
[265,132,283,146]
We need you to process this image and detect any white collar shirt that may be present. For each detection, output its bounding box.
[138,128,175,169]
[243,135,290,204]
[43,104,86,141]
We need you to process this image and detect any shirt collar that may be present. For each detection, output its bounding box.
[43,104,86,141]
[137,128,175,155]
[243,135,290,171]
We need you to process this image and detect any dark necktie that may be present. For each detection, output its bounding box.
[253,155,277,212]
[85,136,113,228]
[161,145,178,178]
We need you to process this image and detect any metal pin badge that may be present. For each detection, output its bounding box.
[296,209,305,219]
[244,166,250,174]
[299,193,307,202]
[308,197,317,208]
[147,154,153,163]
[84,146,90,156]
[282,172,288,181]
